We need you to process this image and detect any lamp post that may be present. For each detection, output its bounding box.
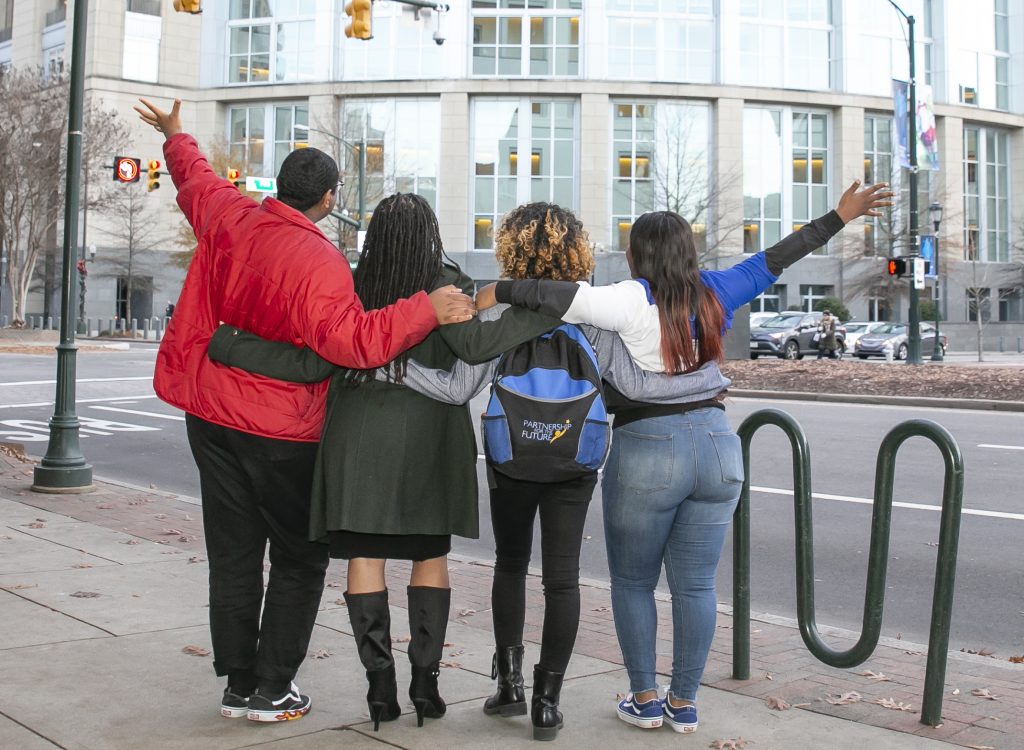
[888,0,923,364]
[929,201,944,361]
[294,124,366,231]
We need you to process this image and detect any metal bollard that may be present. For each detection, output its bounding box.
[157,318,164,340]
[108,318,115,336]
[131,319,138,338]
[1018,337,1022,354]
[999,336,1005,353]
[143,319,150,339]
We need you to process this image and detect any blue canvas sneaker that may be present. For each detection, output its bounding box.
[616,693,663,729]
[662,696,698,733]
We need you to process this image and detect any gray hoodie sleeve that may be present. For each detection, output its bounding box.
[586,326,731,402]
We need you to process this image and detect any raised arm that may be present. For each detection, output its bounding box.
[208,325,337,383]
[489,278,650,334]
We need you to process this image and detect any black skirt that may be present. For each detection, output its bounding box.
[327,530,451,561]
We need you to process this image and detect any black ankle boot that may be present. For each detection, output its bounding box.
[483,645,527,716]
[407,586,451,727]
[531,666,564,741]
[345,590,401,731]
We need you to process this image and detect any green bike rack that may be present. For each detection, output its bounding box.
[732,408,964,727]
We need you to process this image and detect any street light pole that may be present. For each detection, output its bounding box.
[889,0,923,364]
[33,0,93,492]
[929,201,944,361]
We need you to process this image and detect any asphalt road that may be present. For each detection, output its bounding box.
[2,345,1022,657]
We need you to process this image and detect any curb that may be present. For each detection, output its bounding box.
[728,388,1024,412]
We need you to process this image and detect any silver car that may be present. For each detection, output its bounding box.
[854,322,948,360]
[842,321,889,352]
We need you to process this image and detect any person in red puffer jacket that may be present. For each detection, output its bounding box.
[134,98,475,723]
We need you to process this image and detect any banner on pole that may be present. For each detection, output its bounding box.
[893,79,940,171]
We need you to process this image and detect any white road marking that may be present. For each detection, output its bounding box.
[751,485,1024,521]
[90,406,185,422]
[0,377,153,386]
[0,394,159,410]
[978,443,1024,451]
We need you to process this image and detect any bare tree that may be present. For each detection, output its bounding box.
[961,261,1023,362]
[0,66,130,326]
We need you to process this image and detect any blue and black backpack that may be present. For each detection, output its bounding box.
[481,324,611,482]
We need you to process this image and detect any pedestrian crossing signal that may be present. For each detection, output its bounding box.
[146,160,161,191]
[887,257,908,277]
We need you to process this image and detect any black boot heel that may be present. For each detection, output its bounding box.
[483,645,527,716]
[410,665,446,726]
[531,666,565,742]
[345,591,401,733]
[366,666,401,731]
[407,586,451,727]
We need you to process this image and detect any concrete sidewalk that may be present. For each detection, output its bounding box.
[1,447,1021,750]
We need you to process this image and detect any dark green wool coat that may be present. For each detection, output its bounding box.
[208,265,558,541]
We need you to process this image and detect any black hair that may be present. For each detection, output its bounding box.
[343,193,448,385]
[275,147,339,212]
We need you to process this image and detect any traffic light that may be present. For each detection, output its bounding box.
[146,160,161,192]
[113,156,141,183]
[227,168,242,188]
[887,257,908,277]
[172,0,202,13]
[345,0,373,40]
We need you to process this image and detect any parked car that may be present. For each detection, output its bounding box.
[853,322,948,360]
[842,321,889,352]
[749,311,847,360]
[750,311,778,329]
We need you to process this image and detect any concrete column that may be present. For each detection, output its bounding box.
[712,98,745,259]
[578,93,610,253]
[438,92,470,258]
[833,104,867,304]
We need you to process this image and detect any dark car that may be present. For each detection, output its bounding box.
[749,311,846,360]
[853,322,948,360]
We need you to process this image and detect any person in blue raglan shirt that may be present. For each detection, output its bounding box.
[475,180,892,734]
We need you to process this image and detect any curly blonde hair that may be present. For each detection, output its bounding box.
[494,203,595,281]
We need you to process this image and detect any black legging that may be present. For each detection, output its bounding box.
[489,472,597,673]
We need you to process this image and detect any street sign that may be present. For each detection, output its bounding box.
[913,257,926,290]
[245,176,277,193]
[113,156,141,183]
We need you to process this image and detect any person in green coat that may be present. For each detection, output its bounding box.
[207,193,560,731]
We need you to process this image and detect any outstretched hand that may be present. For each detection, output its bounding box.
[133,98,182,140]
[835,180,894,224]
[429,285,477,326]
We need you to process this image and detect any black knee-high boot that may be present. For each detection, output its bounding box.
[483,645,527,716]
[531,665,564,741]
[345,590,402,731]
[407,586,451,727]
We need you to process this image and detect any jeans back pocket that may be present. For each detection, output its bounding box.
[709,431,744,484]
[613,429,674,492]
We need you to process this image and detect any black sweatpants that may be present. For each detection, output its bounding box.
[489,472,597,674]
[186,414,329,688]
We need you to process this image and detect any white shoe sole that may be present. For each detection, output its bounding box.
[246,703,311,722]
[616,709,663,729]
[221,705,248,719]
[666,719,698,734]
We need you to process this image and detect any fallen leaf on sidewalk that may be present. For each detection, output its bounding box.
[457,608,476,617]
[903,649,923,655]
[960,647,995,657]
[7,583,37,590]
[178,535,196,543]
[443,641,454,647]
[439,661,462,669]
[970,688,998,700]
[709,737,749,749]
[1008,654,1023,663]
[952,688,961,696]
[184,514,193,521]
[127,498,148,506]
[309,649,333,659]
[874,698,914,711]
[763,672,773,681]
[123,539,140,545]
[96,503,115,510]
[25,521,45,529]
[72,563,92,569]
[824,691,862,705]
[333,599,345,606]
[394,635,411,643]
[592,606,610,612]
[0,535,11,540]
[859,670,892,682]
[161,528,182,535]
[764,696,789,710]
[70,591,101,598]
[188,556,205,563]
[154,514,168,520]
[326,582,344,588]
[182,645,210,657]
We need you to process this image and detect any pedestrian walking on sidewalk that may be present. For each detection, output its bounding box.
[816,310,839,359]
[134,99,475,725]
[206,193,559,731]
[393,202,731,742]
[483,180,892,735]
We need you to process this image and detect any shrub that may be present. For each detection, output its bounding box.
[813,296,850,322]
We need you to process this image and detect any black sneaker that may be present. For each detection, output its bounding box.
[220,688,250,718]
[246,682,312,722]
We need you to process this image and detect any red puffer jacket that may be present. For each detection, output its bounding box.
[153,134,437,442]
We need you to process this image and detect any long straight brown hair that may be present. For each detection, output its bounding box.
[627,211,725,374]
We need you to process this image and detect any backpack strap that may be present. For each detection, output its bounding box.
[540,323,600,373]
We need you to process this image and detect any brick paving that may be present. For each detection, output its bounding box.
[3,445,1022,749]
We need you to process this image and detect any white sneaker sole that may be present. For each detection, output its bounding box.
[247,703,311,722]
[221,705,249,719]
[616,709,663,729]
[666,719,698,734]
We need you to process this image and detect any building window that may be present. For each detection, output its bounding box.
[999,289,1022,321]
[343,4,443,80]
[228,103,309,179]
[228,0,316,84]
[123,5,162,83]
[800,284,831,312]
[473,98,577,250]
[611,101,710,255]
[994,0,1009,110]
[863,115,893,256]
[472,1,582,78]
[44,45,65,81]
[744,106,830,255]
[738,0,831,90]
[0,0,14,43]
[966,287,991,322]
[869,287,891,321]
[45,0,66,28]
[341,99,440,220]
[127,0,161,15]
[963,127,1010,262]
[753,284,785,313]
[606,0,714,83]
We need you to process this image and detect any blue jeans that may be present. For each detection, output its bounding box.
[603,407,743,701]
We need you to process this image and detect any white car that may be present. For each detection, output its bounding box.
[842,321,888,352]
[750,311,778,328]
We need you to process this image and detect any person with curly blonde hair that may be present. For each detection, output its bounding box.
[494,202,595,282]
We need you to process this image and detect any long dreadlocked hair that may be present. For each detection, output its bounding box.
[342,193,448,385]
[494,202,595,281]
